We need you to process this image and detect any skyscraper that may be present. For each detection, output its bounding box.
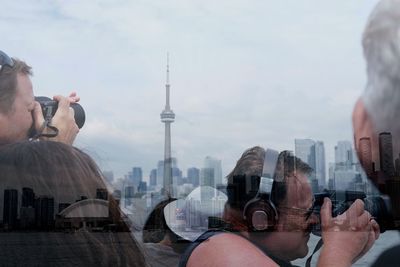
[379,132,395,177]
[335,141,353,165]
[359,137,373,177]
[160,54,175,197]
[3,189,18,229]
[204,156,223,187]
[187,167,200,187]
[131,167,143,188]
[295,139,326,190]
[149,169,157,187]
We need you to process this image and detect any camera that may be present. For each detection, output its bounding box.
[35,96,86,129]
[311,189,393,235]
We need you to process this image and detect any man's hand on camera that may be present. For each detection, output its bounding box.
[32,93,79,145]
[317,198,380,267]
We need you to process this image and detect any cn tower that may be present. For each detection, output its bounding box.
[160,54,175,197]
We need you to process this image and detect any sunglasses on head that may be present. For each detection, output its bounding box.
[0,50,14,72]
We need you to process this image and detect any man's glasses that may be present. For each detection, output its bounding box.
[278,199,315,221]
[0,50,14,72]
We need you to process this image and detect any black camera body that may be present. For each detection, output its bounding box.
[312,189,393,235]
[35,96,85,129]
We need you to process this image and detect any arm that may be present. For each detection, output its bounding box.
[33,92,80,145]
[317,198,379,267]
[186,233,279,267]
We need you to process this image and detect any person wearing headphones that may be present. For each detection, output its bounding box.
[0,50,79,146]
[180,147,379,267]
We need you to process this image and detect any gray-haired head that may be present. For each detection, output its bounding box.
[362,0,400,135]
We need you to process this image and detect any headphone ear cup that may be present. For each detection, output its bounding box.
[244,199,278,231]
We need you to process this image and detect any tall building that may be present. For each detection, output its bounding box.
[359,137,373,177]
[22,187,35,207]
[160,54,175,196]
[187,167,200,187]
[3,189,18,229]
[335,141,353,165]
[201,168,215,189]
[157,160,164,187]
[204,156,223,187]
[131,167,143,187]
[35,196,55,229]
[149,169,157,187]
[315,141,326,189]
[295,139,326,189]
[379,132,395,177]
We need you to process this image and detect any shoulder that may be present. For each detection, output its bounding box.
[371,244,400,267]
[186,232,279,267]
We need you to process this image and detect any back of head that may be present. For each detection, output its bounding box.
[0,141,147,266]
[0,57,32,114]
[362,0,400,136]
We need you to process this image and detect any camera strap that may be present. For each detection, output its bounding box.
[30,118,59,140]
[305,238,323,267]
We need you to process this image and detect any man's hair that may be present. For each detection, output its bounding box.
[0,58,32,114]
[362,0,400,135]
[226,146,312,211]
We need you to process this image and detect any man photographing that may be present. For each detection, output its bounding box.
[0,50,79,145]
[181,147,379,267]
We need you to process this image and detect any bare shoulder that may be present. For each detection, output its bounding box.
[186,233,279,267]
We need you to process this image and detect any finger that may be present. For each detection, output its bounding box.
[370,219,380,240]
[346,199,365,226]
[69,106,75,117]
[53,95,70,112]
[68,91,80,103]
[355,211,371,230]
[32,101,45,129]
[320,198,332,229]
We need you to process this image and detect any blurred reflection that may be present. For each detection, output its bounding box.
[0,141,146,266]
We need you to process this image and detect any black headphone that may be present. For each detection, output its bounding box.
[243,148,280,232]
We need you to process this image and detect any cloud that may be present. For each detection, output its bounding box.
[0,0,380,178]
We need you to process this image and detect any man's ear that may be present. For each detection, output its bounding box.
[352,98,374,152]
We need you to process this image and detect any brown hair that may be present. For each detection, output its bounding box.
[0,58,32,114]
[0,140,147,266]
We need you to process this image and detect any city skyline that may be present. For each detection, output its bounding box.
[0,1,382,179]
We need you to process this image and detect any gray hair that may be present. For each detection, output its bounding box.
[362,0,400,135]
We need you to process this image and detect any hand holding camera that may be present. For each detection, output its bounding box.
[32,93,85,145]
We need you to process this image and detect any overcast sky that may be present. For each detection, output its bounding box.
[1,1,380,180]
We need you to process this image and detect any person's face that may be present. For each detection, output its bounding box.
[275,172,317,260]
[1,74,35,143]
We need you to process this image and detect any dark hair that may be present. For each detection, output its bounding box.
[143,198,177,243]
[0,140,147,266]
[226,147,312,210]
[143,198,189,253]
[0,58,32,114]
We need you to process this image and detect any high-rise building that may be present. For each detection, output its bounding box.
[131,167,143,187]
[3,189,18,229]
[35,196,55,229]
[149,169,157,187]
[335,141,353,165]
[315,141,326,189]
[160,54,176,197]
[204,156,223,187]
[295,139,326,188]
[22,187,35,207]
[187,167,200,187]
[359,137,373,177]
[157,160,164,187]
[379,132,395,177]
[201,168,215,189]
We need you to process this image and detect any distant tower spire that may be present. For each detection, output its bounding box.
[160,53,175,197]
